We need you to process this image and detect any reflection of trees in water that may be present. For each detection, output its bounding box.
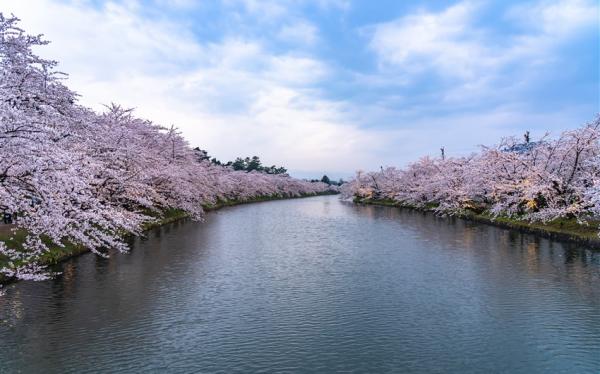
[0,218,214,350]
[0,288,24,327]
[352,203,600,303]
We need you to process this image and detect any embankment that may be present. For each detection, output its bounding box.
[0,191,338,285]
[355,198,600,249]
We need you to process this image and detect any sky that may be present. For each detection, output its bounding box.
[2,0,598,179]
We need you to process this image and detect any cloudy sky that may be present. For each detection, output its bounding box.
[2,0,598,179]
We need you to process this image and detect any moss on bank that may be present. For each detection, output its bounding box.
[0,191,338,285]
[355,197,600,249]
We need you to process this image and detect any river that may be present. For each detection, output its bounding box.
[1,195,599,373]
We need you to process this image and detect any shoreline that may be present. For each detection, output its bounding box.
[0,191,338,286]
[355,198,600,250]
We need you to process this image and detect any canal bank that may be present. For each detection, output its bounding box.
[354,198,600,249]
[0,191,338,286]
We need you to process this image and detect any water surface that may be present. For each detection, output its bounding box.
[1,195,599,373]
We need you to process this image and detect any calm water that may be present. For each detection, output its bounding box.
[0,195,599,373]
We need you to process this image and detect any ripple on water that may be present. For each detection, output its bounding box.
[0,196,599,373]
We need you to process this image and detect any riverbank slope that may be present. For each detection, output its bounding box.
[0,191,338,285]
[355,198,600,249]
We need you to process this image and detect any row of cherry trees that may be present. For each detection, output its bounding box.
[0,14,333,281]
[342,117,600,226]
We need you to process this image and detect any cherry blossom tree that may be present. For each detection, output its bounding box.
[344,116,600,228]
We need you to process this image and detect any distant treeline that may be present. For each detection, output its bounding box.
[309,175,345,186]
[195,149,346,186]
[195,150,288,175]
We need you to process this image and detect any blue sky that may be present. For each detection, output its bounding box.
[3,0,599,179]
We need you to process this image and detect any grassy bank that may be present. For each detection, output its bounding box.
[355,198,600,249]
[0,191,338,285]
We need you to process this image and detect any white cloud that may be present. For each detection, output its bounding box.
[278,20,318,45]
[361,0,600,130]
[2,0,382,174]
[6,0,203,80]
[507,0,598,36]
[368,0,598,82]
[225,0,289,20]
[369,2,492,79]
